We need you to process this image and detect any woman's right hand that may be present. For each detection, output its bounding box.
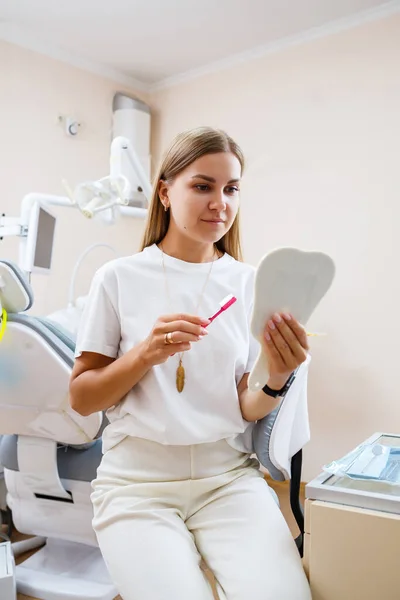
[140,313,210,367]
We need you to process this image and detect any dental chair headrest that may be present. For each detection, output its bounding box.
[0,260,33,313]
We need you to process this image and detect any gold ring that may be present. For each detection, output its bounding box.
[165,332,174,344]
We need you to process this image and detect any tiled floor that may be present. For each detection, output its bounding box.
[15,477,303,600]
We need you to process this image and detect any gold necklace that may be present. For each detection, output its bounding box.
[160,244,217,392]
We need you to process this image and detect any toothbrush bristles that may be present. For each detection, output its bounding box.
[220,294,236,309]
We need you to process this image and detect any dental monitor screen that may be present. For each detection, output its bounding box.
[25,203,56,274]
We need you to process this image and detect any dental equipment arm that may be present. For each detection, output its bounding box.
[67,243,118,308]
[111,136,152,201]
[0,137,151,275]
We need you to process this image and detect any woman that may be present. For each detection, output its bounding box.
[69,126,312,600]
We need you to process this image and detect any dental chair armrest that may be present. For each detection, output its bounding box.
[252,357,311,479]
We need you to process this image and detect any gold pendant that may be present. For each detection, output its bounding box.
[176,359,185,393]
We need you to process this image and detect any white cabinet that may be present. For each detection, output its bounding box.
[304,432,400,600]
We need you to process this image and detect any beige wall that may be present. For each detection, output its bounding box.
[0,40,147,315]
[150,15,400,480]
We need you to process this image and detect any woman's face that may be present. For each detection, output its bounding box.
[159,152,241,244]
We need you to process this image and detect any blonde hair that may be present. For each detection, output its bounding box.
[140,126,245,261]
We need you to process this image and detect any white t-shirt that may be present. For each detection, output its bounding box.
[74,243,260,453]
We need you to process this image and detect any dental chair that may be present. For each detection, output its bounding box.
[0,259,117,600]
[0,258,310,600]
[253,357,311,557]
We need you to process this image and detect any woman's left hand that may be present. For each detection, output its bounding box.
[262,312,309,390]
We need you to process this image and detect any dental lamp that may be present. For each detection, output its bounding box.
[0,136,151,276]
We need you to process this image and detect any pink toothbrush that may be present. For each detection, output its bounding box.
[172,294,237,354]
[205,294,237,327]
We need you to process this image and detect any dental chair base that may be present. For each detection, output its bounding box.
[0,541,16,600]
[2,440,117,600]
[16,539,115,600]
[0,542,17,600]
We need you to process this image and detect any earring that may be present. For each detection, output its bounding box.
[164,204,169,212]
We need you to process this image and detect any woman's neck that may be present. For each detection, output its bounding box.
[160,233,218,264]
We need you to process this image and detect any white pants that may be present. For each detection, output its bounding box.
[91,436,311,600]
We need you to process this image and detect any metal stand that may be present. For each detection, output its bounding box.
[290,449,304,557]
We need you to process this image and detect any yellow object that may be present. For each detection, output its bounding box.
[0,308,8,341]
[306,332,327,337]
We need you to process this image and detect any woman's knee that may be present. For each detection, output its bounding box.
[221,568,311,600]
[214,548,311,600]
